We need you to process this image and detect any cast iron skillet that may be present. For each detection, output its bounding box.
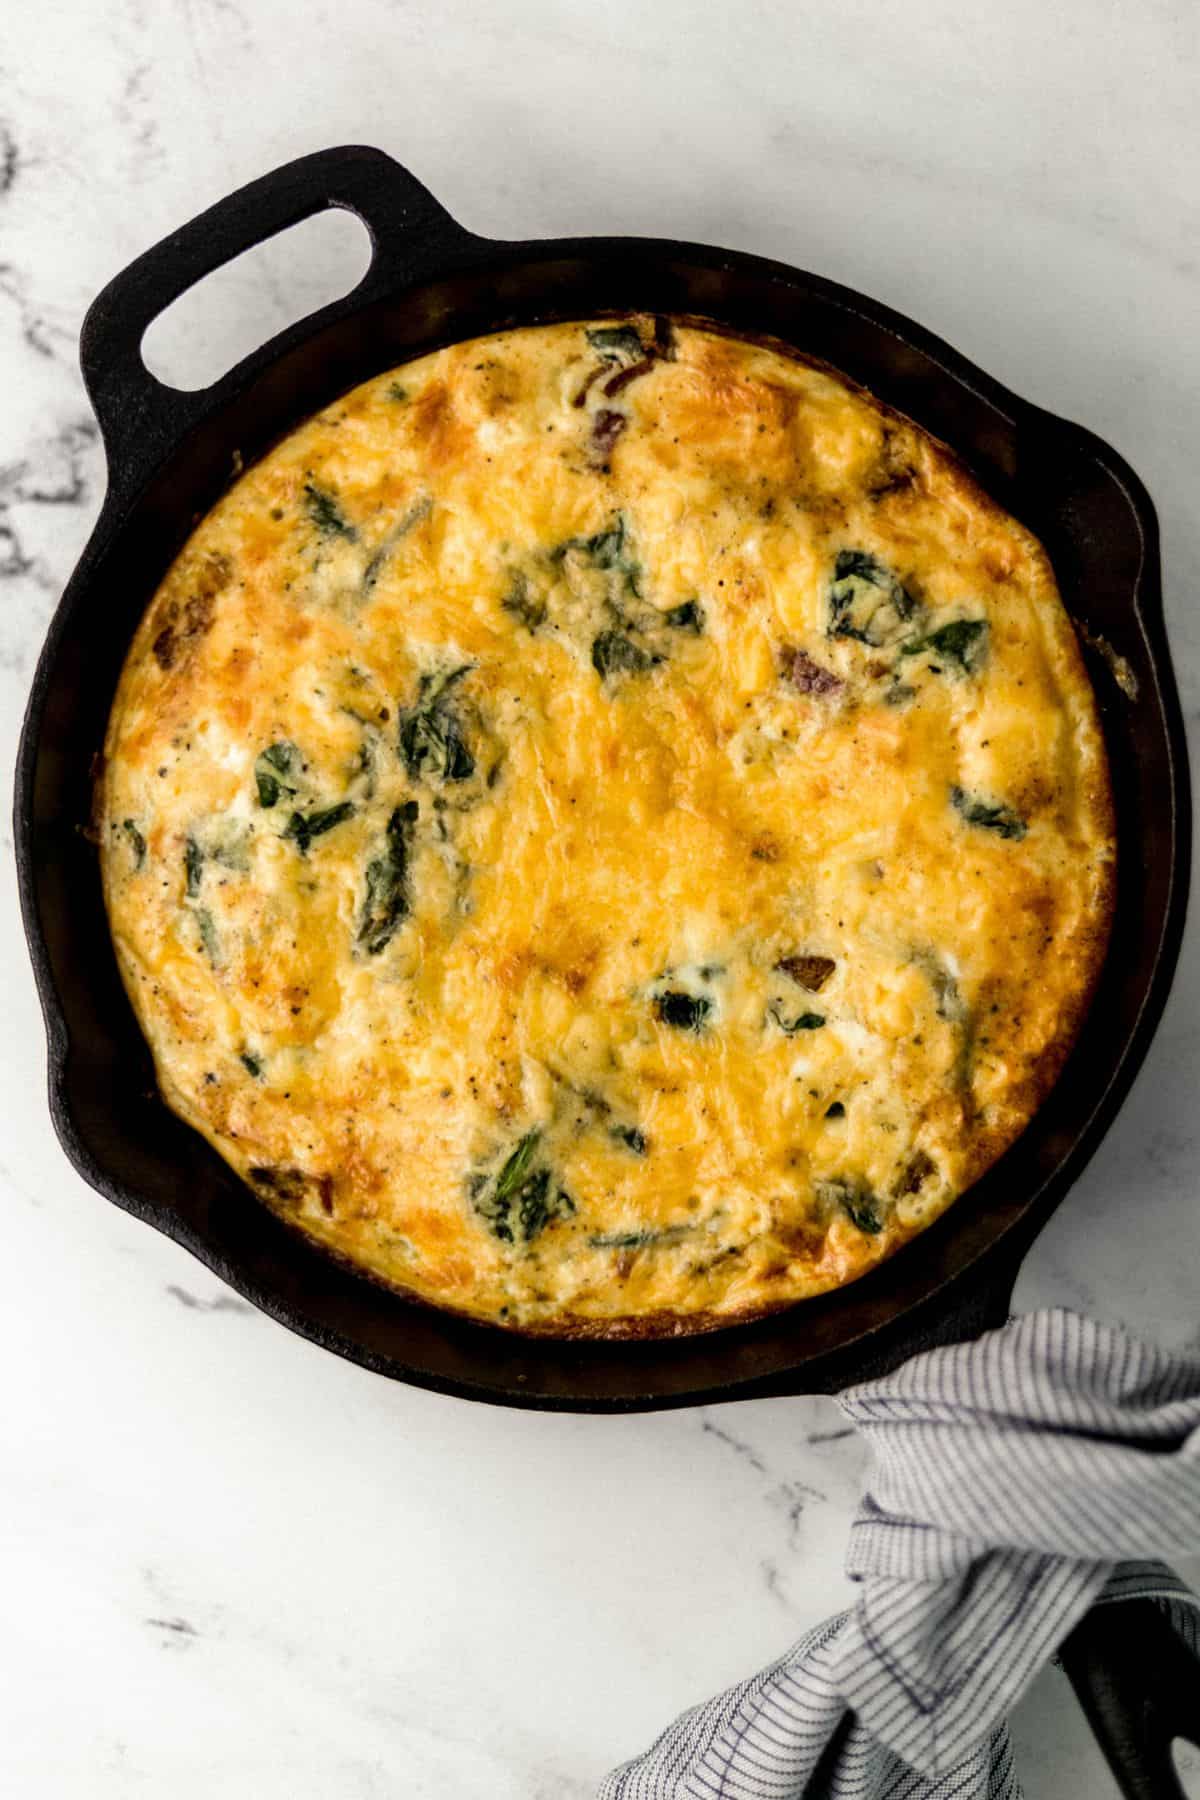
[13,145,1198,1797]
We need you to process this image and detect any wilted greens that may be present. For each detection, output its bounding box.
[950,786,1027,841]
[469,1129,575,1246]
[398,667,476,784]
[900,618,988,675]
[282,801,355,855]
[828,549,921,647]
[255,741,300,809]
[820,1176,884,1235]
[654,991,712,1032]
[357,801,418,955]
[304,481,357,540]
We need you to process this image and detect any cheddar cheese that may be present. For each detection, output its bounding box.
[99,321,1114,1334]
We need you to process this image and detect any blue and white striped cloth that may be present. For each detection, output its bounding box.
[599,1310,1200,1799]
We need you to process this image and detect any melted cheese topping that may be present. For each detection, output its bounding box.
[100,321,1114,1335]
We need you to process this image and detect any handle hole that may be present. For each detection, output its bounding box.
[141,208,372,392]
[1175,1740,1200,1798]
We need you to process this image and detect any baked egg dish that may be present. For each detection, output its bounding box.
[99,318,1115,1335]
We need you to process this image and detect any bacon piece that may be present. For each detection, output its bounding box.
[572,364,607,408]
[776,954,837,993]
[589,409,628,466]
[780,645,843,696]
[602,356,657,398]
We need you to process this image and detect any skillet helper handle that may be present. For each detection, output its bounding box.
[79,144,480,502]
[1059,1598,1200,1799]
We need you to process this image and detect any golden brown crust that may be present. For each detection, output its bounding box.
[99,319,1115,1337]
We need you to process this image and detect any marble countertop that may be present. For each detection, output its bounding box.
[2,2,1198,1793]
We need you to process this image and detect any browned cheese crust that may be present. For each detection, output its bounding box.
[99,321,1115,1335]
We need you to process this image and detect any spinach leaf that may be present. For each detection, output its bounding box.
[654,991,712,1032]
[494,1130,541,1199]
[352,729,379,799]
[585,324,647,361]
[501,570,546,631]
[303,481,357,540]
[357,801,419,955]
[255,741,300,809]
[768,1004,826,1034]
[553,513,642,596]
[122,819,146,868]
[664,599,704,632]
[950,786,1027,841]
[195,906,220,964]
[398,667,476,783]
[609,1123,648,1155]
[519,512,685,672]
[883,682,917,708]
[493,1132,542,1203]
[579,516,631,572]
[901,618,988,674]
[184,837,204,897]
[828,549,921,647]
[911,947,974,1095]
[363,495,432,590]
[914,948,966,1024]
[821,1176,884,1235]
[240,1052,263,1078]
[470,1129,575,1245]
[589,1224,693,1250]
[282,801,355,855]
[592,629,660,679]
[512,1168,571,1243]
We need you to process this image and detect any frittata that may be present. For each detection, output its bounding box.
[99,319,1115,1335]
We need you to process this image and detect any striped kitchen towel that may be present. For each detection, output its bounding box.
[599,1309,1200,1798]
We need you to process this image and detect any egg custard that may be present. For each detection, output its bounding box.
[99,320,1114,1336]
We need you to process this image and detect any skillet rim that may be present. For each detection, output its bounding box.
[13,147,1191,1409]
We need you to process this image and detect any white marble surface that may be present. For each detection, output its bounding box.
[2,3,1199,1794]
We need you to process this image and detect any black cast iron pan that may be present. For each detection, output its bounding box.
[15,146,1190,1408]
[13,145,1198,1799]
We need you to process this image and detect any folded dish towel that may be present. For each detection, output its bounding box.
[599,1309,1200,1799]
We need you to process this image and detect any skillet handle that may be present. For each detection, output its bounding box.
[79,144,482,502]
[1059,1598,1200,1799]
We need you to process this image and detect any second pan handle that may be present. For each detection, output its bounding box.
[1059,1598,1200,1799]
